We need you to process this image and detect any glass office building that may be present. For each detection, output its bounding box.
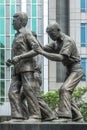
[0,0,21,108]
[48,0,87,91]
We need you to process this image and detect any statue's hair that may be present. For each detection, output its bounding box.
[46,22,61,33]
[13,12,28,27]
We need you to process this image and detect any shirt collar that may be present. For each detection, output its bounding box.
[60,32,65,41]
[19,27,26,33]
[15,27,26,36]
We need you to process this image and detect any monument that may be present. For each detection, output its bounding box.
[0,12,87,130]
[12,22,84,123]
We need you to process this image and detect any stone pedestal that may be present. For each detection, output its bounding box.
[0,122,87,130]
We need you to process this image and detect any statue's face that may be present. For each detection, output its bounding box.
[48,29,60,41]
[12,16,22,31]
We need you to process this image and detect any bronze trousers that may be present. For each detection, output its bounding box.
[9,71,54,120]
[58,69,83,121]
[8,72,41,119]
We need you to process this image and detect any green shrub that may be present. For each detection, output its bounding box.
[78,102,87,122]
[42,90,59,110]
[72,86,87,100]
[42,86,87,122]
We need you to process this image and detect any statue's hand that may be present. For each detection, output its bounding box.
[34,71,42,85]
[32,42,39,49]
[34,71,40,80]
[12,56,20,64]
[6,59,12,67]
[32,44,43,54]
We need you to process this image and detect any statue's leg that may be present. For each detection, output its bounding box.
[8,74,24,119]
[33,80,56,121]
[58,70,83,121]
[20,90,29,119]
[21,72,41,120]
[71,99,83,122]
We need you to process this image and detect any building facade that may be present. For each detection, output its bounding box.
[0,0,87,116]
[70,0,87,85]
[48,0,87,91]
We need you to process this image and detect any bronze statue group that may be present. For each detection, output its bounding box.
[5,12,84,123]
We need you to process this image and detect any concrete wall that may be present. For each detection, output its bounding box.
[56,0,69,34]
[48,0,69,91]
[48,0,57,91]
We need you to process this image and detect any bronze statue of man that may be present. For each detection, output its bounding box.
[7,12,41,122]
[33,22,84,122]
[13,22,84,122]
[6,12,55,122]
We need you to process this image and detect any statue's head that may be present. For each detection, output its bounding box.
[12,12,28,31]
[46,22,61,41]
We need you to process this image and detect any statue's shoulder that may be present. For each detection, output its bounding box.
[64,34,75,45]
[23,29,33,38]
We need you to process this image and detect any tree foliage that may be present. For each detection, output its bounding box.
[42,86,87,122]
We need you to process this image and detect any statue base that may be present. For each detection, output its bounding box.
[0,122,87,130]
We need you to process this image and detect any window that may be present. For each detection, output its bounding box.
[32,0,36,3]
[0,18,4,34]
[0,36,4,47]
[0,49,5,65]
[81,23,87,47]
[81,58,87,81]
[0,80,5,105]
[32,18,37,31]
[80,0,87,12]
[0,0,4,3]
[32,0,37,32]
[0,5,4,16]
